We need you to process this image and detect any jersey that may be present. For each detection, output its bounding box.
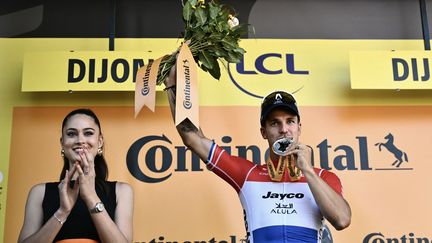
[206,143,343,243]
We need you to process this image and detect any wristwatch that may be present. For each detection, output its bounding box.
[89,202,105,214]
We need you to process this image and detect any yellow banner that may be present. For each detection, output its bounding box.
[350,51,432,89]
[22,51,166,92]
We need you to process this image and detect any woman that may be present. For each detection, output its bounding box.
[18,109,133,243]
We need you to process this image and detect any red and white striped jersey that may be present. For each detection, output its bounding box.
[207,143,343,243]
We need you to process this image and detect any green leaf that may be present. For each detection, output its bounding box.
[209,3,220,20]
[189,0,198,6]
[208,61,221,80]
[201,25,211,33]
[191,29,206,41]
[199,51,214,70]
[233,47,245,54]
[231,24,249,37]
[221,36,236,50]
[214,47,228,58]
[209,32,223,40]
[194,7,207,26]
[216,21,229,32]
[225,52,243,63]
[183,1,193,21]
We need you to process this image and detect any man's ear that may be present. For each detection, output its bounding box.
[298,122,302,135]
[260,127,267,139]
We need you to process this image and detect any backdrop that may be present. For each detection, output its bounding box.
[1,39,432,242]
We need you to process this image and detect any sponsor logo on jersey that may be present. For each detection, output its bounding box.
[270,203,298,215]
[262,191,305,200]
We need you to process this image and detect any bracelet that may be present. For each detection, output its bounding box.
[53,212,66,225]
[164,85,176,91]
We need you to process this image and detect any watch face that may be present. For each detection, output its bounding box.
[95,202,104,212]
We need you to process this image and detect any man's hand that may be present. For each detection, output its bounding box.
[164,65,177,90]
[288,143,313,173]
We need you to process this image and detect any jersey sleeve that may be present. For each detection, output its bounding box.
[206,143,256,193]
[319,169,344,195]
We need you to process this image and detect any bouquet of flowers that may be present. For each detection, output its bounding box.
[135,0,247,124]
[156,0,247,85]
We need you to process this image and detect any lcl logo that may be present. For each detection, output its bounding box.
[228,53,310,98]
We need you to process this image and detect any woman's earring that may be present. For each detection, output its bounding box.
[61,149,65,158]
[97,147,103,156]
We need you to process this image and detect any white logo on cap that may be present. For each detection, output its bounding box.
[275,93,282,101]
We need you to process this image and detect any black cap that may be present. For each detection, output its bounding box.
[260,91,300,126]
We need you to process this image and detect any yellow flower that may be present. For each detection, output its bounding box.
[198,0,205,4]
[192,5,196,9]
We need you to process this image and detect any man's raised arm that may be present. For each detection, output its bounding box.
[164,66,213,161]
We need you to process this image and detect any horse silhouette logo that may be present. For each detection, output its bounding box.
[375,133,408,167]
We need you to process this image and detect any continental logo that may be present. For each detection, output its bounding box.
[67,58,145,83]
[126,133,412,183]
[374,133,408,168]
[227,53,310,98]
[182,59,192,109]
[134,235,243,243]
[140,60,153,96]
[363,232,431,243]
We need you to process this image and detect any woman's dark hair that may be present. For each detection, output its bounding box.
[59,109,109,182]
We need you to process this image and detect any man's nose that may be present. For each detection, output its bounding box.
[280,123,290,134]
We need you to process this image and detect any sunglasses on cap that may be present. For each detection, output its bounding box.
[260,91,300,126]
[261,91,297,107]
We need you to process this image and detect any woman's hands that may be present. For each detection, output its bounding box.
[58,164,79,215]
[75,146,99,207]
[58,145,99,214]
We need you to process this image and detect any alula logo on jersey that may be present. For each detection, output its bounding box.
[126,133,412,183]
[227,53,310,98]
[363,232,431,243]
[270,202,297,215]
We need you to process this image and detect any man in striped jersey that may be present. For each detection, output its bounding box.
[164,69,351,242]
